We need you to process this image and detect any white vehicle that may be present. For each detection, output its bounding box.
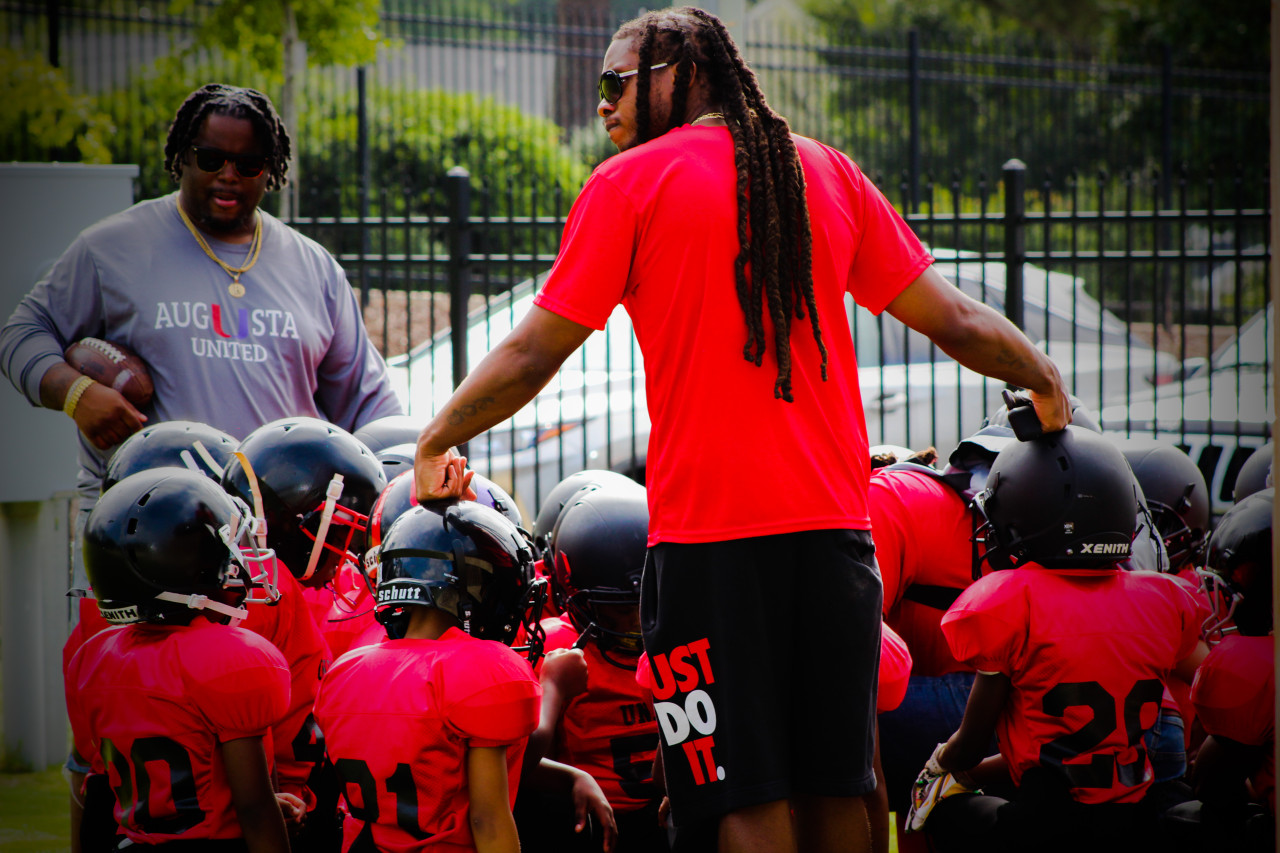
[388,253,1180,517]
[1101,304,1273,516]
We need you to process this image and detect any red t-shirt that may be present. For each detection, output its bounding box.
[1192,634,1275,813]
[870,467,978,677]
[942,567,1201,804]
[534,127,931,544]
[65,620,290,845]
[546,632,661,813]
[315,627,542,853]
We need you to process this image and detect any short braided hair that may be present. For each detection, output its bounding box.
[163,84,291,191]
[614,7,825,402]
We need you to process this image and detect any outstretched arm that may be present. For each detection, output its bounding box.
[415,306,595,502]
[885,265,1072,433]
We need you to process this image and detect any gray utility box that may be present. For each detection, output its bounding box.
[0,162,137,770]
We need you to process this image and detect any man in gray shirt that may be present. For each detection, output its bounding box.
[0,83,403,507]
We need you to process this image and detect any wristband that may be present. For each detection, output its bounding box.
[62,375,95,418]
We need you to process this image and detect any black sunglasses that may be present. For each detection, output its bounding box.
[598,62,670,105]
[190,146,268,179]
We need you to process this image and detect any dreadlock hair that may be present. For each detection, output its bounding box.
[163,84,291,191]
[614,7,826,402]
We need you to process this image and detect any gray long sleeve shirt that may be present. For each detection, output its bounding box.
[1,192,403,500]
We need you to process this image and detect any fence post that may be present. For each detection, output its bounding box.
[446,167,473,391]
[1003,159,1026,331]
[45,0,60,67]
[356,66,371,314]
[908,29,921,213]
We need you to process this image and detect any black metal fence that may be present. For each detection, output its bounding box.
[3,1,1271,515]
[305,161,1269,517]
[3,1,1269,209]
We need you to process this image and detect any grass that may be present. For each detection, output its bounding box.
[0,767,70,853]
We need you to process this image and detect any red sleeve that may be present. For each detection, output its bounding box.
[877,622,913,712]
[635,651,653,692]
[941,572,1029,675]
[181,628,291,742]
[1192,636,1275,747]
[64,633,109,775]
[445,641,543,748]
[533,172,635,330]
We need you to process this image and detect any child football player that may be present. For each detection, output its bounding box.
[314,499,546,852]
[909,426,1206,853]
[65,468,291,852]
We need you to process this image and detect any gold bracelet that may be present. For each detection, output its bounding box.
[63,375,95,418]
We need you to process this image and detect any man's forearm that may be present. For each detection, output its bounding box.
[417,306,595,455]
[416,339,560,455]
[39,362,83,411]
[933,298,1064,396]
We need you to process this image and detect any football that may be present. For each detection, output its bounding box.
[64,337,154,408]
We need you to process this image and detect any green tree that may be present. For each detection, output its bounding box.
[0,48,114,164]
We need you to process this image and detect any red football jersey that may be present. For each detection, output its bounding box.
[240,565,333,804]
[315,627,542,853]
[1192,634,1275,813]
[551,636,661,812]
[65,620,290,845]
[942,567,1201,804]
[870,468,978,677]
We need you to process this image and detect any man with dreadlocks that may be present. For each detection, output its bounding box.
[414,7,1070,851]
[2,83,399,852]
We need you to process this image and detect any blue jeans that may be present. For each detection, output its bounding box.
[878,671,983,813]
[1144,706,1187,783]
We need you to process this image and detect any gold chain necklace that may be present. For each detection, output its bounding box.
[691,112,726,126]
[176,199,262,298]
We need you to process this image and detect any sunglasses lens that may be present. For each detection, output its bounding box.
[193,147,266,178]
[193,147,226,173]
[599,71,622,104]
[235,157,266,178]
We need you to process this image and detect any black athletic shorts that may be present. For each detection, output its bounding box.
[640,528,882,827]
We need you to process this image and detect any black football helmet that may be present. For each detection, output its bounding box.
[551,485,648,657]
[532,469,642,560]
[471,472,525,531]
[102,420,237,492]
[85,468,278,625]
[374,501,545,662]
[375,442,417,483]
[975,425,1138,569]
[1114,436,1209,572]
[1199,488,1273,639]
[221,417,387,586]
[1233,442,1274,504]
[353,415,422,456]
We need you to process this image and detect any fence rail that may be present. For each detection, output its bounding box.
[301,162,1269,517]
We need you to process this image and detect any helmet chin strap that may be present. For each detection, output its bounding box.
[233,451,269,553]
[303,474,345,581]
[153,591,249,623]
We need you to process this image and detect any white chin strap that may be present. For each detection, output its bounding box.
[303,474,345,581]
[153,591,249,623]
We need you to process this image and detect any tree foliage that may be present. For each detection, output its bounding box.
[169,0,384,72]
[0,48,114,164]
